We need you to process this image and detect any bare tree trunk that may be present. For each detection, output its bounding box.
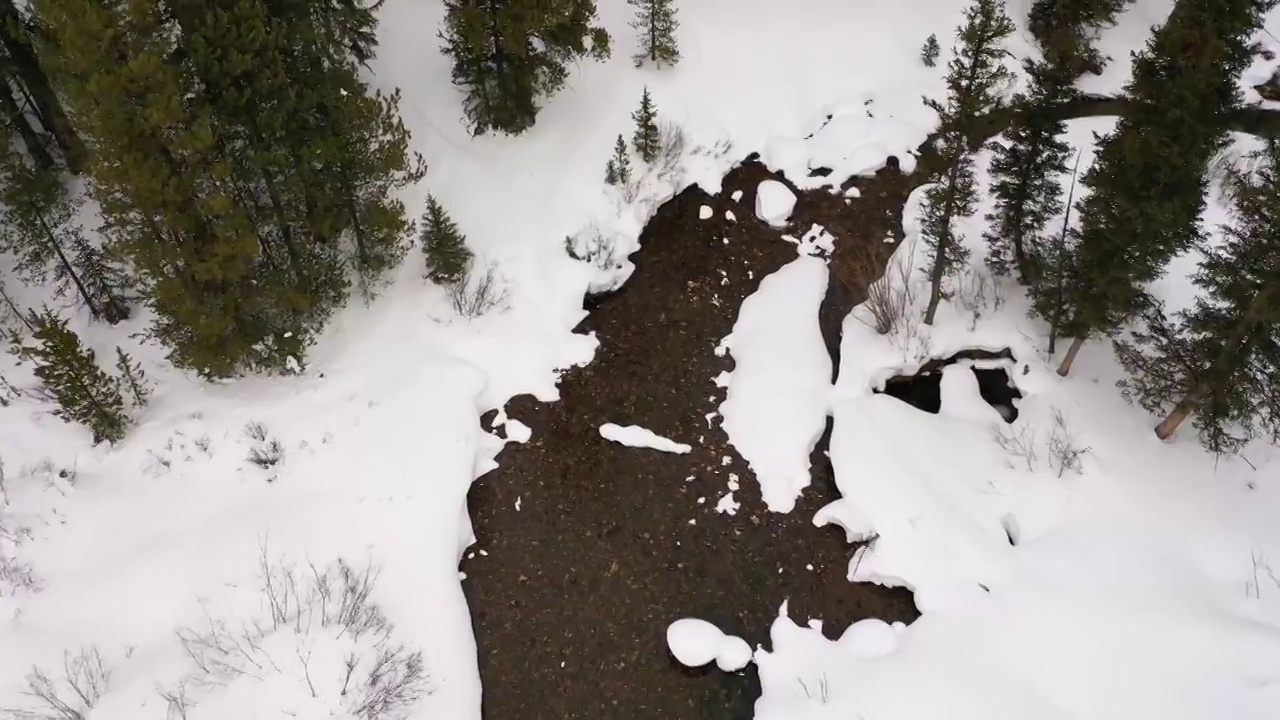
[0,75,52,170]
[1056,336,1085,376]
[0,0,86,173]
[1048,152,1083,357]
[1155,401,1194,440]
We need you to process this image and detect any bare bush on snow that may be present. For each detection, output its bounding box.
[165,550,428,720]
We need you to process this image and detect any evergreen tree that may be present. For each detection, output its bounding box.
[1114,141,1280,452]
[12,308,127,444]
[628,0,679,68]
[631,87,660,163]
[310,0,384,64]
[1055,0,1270,376]
[1029,0,1132,77]
[0,0,85,172]
[0,67,54,172]
[0,136,126,322]
[921,33,940,67]
[1033,152,1083,355]
[420,194,472,284]
[35,0,422,375]
[440,0,611,136]
[920,0,1014,326]
[69,233,129,323]
[606,134,631,186]
[983,60,1073,284]
[114,346,149,408]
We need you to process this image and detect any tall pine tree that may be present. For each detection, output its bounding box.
[920,0,1014,326]
[440,0,610,136]
[12,308,128,443]
[1055,0,1271,376]
[628,0,679,68]
[631,86,659,163]
[420,194,471,284]
[35,0,422,375]
[983,60,1073,284]
[0,136,126,322]
[0,0,85,172]
[1114,140,1280,452]
[1028,0,1132,77]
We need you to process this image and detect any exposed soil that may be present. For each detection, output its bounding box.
[462,159,921,720]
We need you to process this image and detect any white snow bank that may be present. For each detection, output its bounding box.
[755,180,796,228]
[719,243,831,513]
[754,529,1280,720]
[599,423,692,454]
[667,618,753,672]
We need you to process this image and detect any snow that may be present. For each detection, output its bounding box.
[666,618,752,671]
[719,237,831,513]
[598,423,692,454]
[754,180,796,227]
[5,1,1280,719]
[699,205,714,220]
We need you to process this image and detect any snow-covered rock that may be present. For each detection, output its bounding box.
[667,618,753,671]
[755,180,797,228]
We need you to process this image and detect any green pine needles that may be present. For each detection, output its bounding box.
[420,195,472,285]
[629,0,680,68]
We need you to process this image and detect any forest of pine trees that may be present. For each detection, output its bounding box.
[0,0,1277,455]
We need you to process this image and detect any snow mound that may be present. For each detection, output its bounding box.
[719,253,831,513]
[666,618,753,671]
[599,423,691,454]
[755,180,796,228]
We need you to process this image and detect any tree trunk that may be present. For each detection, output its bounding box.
[1056,336,1086,376]
[0,280,31,332]
[0,75,52,170]
[1154,401,1193,440]
[0,0,86,173]
[38,213,100,319]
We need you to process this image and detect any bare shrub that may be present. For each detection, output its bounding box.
[993,423,1038,472]
[655,121,687,185]
[448,262,508,319]
[1046,409,1089,477]
[243,422,283,470]
[4,648,111,720]
[949,265,1003,330]
[168,550,428,720]
[846,242,915,336]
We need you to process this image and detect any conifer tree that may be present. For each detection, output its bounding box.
[628,0,679,68]
[13,308,127,444]
[1029,0,1132,77]
[1114,140,1280,452]
[921,33,940,67]
[0,0,85,172]
[0,69,54,172]
[420,195,472,285]
[920,0,1014,326]
[114,346,149,409]
[0,137,126,322]
[983,60,1073,284]
[1055,0,1270,376]
[310,0,384,64]
[35,0,422,375]
[1033,152,1083,355]
[440,0,611,135]
[606,134,632,186]
[631,87,660,163]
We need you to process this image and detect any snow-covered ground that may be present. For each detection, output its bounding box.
[3,1,1280,719]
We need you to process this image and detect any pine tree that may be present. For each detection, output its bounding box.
[921,33,940,67]
[441,0,611,136]
[0,0,85,172]
[920,0,1015,326]
[983,60,1073,284]
[1033,152,1083,355]
[69,234,129,324]
[628,0,679,68]
[0,67,54,172]
[1055,0,1270,376]
[0,136,127,322]
[1114,140,1280,452]
[631,87,660,163]
[1029,0,1132,78]
[13,308,128,444]
[420,194,472,285]
[607,134,632,186]
[310,0,383,64]
[114,346,149,409]
[35,0,422,375]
